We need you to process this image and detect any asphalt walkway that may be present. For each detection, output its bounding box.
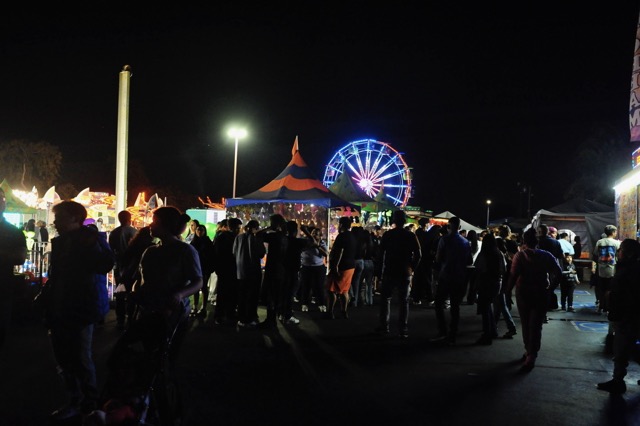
[1,281,639,426]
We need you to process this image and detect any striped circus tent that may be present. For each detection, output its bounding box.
[226,137,356,209]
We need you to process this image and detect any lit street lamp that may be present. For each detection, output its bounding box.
[486,199,492,228]
[227,128,247,198]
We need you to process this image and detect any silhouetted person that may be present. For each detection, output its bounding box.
[108,210,137,330]
[212,218,242,325]
[45,201,115,420]
[597,238,640,394]
[258,214,288,328]
[326,217,357,319]
[234,219,266,327]
[473,233,505,345]
[375,210,421,337]
[131,206,202,380]
[191,224,215,319]
[281,220,312,324]
[507,227,562,372]
[0,187,27,350]
[431,216,472,345]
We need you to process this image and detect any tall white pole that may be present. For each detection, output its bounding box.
[486,200,491,228]
[115,65,132,214]
[233,137,239,198]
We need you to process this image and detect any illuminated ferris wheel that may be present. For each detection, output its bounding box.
[322,139,413,207]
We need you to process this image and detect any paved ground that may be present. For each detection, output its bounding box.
[2,281,640,426]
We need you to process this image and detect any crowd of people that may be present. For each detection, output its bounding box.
[3,197,640,423]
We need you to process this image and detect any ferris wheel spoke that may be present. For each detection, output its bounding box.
[370,150,386,177]
[370,155,400,181]
[344,158,363,180]
[386,194,404,205]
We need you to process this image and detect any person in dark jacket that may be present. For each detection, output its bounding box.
[233,220,266,327]
[190,224,215,319]
[108,210,138,329]
[212,218,242,325]
[597,238,640,394]
[375,210,421,338]
[45,201,115,421]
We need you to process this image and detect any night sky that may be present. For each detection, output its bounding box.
[2,4,639,226]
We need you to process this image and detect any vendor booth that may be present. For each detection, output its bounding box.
[225,138,359,246]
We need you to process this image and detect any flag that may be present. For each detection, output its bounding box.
[630,12,640,142]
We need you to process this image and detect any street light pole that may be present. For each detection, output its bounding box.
[227,128,247,199]
[486,199,491,228]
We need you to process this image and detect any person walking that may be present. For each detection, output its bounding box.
[0,187,27,350]
[44,201,115,420]
[473,233,505,345]
[326,217,357,319]
[495,225,518,339]
[596,238,640,394]
[374,210,421,338]
[108,210,138,330]
[507,227,562,372]
[431,216,472,345]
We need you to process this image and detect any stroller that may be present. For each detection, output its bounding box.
[87,306,185,426]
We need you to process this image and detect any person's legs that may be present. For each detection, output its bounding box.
[198,274,210,317]
[349,259,364,307]
[433,278,449,337]
[114,291,127,326]
[559,283,568,310]
[362,260,375,305]
[312,265,328,310]
[567,283,575,310]
[50,323,97,415]
[397,276,411,335]
[78,324,98,411]
[597,321,636,393]
[377,276,393,332]
[448,280,466,338]
[515,292,530,355]
[328,291,337,319]
[236,279,249,324]
[299,266,312,309]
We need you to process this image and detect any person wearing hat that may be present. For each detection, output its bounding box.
[326,216,357,319]
[375,210,421,337]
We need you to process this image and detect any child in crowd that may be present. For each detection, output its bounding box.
[561,253,580,312]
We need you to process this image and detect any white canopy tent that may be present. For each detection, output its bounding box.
[433,211,484,233]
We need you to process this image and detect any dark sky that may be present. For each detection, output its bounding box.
[2,4,639,226]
